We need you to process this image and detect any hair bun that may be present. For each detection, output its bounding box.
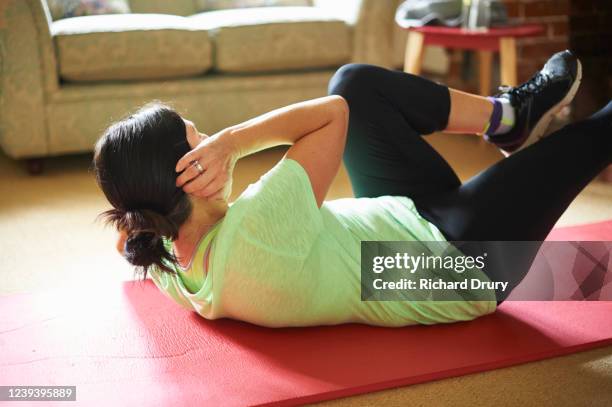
[124,231,166,269]
[123,208,178,238]
[101,208,179,273]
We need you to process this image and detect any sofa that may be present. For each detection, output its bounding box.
[0,0,412,165]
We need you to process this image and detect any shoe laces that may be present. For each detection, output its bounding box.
[498,73,552,106]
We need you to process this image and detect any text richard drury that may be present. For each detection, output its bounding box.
[360,243,510,301]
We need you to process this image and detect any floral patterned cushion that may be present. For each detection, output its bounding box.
[46,0,130,21]
[195,0,312,12]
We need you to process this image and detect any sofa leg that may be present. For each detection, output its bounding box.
[25,158,44,175]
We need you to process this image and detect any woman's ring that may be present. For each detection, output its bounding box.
[191,160,204,175]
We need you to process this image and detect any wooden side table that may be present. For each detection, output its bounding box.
[402,25,544,95]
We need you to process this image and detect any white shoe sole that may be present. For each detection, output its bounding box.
[502,59,583,157]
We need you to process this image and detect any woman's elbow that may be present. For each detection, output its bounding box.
[329,95,349,118]
[328,95,349,136]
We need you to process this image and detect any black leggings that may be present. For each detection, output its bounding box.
[328,64,612,302]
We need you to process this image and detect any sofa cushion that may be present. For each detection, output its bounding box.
[51,14,213,82]
[189,7,351,73]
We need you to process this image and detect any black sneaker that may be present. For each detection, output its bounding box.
[485,50,582,156]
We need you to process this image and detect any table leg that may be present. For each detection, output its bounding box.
[404,31,425,75]
[500,37,518,87]
[478,50,493,96]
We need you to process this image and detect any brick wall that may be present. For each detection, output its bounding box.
[451,0,612,181]
[567,0,612,120]
[501,0,611,110]
[498,1,611,181]
[570,0,611,59]
[501,0,570,83]
[566,0,612,181]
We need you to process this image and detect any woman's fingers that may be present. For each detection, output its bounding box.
[175,133,234,197]
[182,168,216,194]
[175,149,200,173]
[176,162,202,188]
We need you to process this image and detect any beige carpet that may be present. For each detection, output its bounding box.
[1,133,611,406]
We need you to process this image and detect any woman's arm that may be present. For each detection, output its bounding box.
[223,95,348,159]
[175,95,349,207]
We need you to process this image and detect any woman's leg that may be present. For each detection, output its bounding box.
[447,88,495,134]
[419,103,612,241]
[328,63,495,201]
[416,102,612,301]
[329,62,610,303]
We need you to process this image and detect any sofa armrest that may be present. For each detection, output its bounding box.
[0,0,58,158]
[313,0,399,68]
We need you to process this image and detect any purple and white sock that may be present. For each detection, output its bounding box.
[484,97,515,136]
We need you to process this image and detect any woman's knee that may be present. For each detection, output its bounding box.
[328,63,380,99]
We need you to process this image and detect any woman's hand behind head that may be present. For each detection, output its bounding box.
[175,125,238,201]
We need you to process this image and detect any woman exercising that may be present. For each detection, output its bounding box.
[94,50,611,327]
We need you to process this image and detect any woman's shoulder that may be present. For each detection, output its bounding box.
[227,158,321,222]
[239,158,310,198]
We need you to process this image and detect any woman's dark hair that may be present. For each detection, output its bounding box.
[93,102,192,278]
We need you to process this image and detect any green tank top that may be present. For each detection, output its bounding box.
[149,158,496,327]
[162,220,222,295]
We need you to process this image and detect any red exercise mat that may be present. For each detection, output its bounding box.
[547,220,612,241]
[1,221,612,407]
